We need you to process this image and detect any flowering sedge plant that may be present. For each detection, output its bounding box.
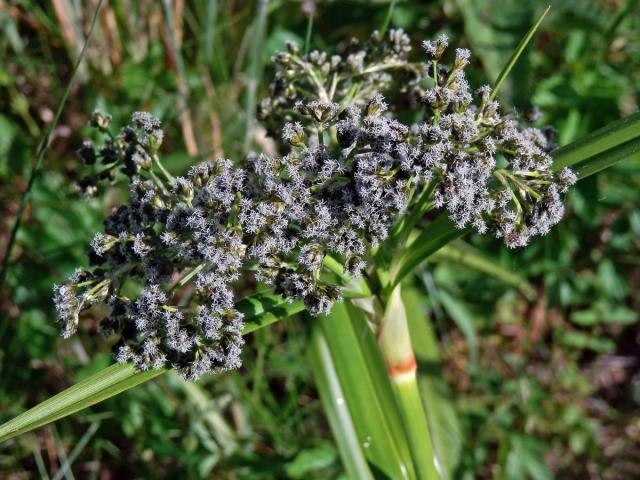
[2,7,638,474]
[54,30,576,382]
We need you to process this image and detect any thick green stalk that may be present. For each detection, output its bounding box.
[389,214,470,292]
[403,288,462,480]
[378,286,440,480]
[394,376,441,480]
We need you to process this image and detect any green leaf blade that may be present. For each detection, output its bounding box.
[552,111,640,171]
[308,326,374,480]
[571,136,640,180]
[317,302,416,479]
[0,364,164,443]
[489,5,550,102]
[431,242,536,300]
[0,291,303,443]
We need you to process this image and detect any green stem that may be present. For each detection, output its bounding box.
[0,0,105,290]
[153,154,176,184]
[393,376,440,480]
[243,0,269,150]
[393,180,437,248]
[378,285,439,480]
[168,263,207,293]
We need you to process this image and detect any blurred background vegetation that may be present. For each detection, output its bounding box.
[1,0,639,478]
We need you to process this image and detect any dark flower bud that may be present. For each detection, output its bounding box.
[274,51,291,65]
[174,177,194,202]
[132,145,152,170]
[525,106,543,123]
[422,34,448,60]
[100,141,119,164]
[146,129,164,153]
[131,111,161,132]
[556,167,577,193]
[121,126,137,143]
[91,233,118,256]
[542,125,557,146]
[77,140,96,165]
[286,41,299,55]
[298,243,325,272]
[308,100,339,123]
[90,110,112,130]
[75,176,98,199]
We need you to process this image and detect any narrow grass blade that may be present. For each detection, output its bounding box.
[430,242,536,300]
[552,112,640,171]
[379,0,397,38]
[318,301,416,479]
[0,291,303,443]
[303,6,314,55]
[0,0,104,289]
[437,290,478,367]
[489,5,550,102]
[243,0,269,150]
[308,325,374,480]
[403,289,462,480]
[203,0,220,65]
[51,422,101,480]
[605,0,640,41]
[0,363,163,443]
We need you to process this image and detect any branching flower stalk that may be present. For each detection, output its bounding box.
[55,29,576,387]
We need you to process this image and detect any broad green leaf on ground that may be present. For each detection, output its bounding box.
[436,290,479,367]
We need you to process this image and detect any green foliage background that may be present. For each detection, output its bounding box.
[0,0,639,478]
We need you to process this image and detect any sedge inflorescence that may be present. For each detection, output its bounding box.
[54,30,576,380]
